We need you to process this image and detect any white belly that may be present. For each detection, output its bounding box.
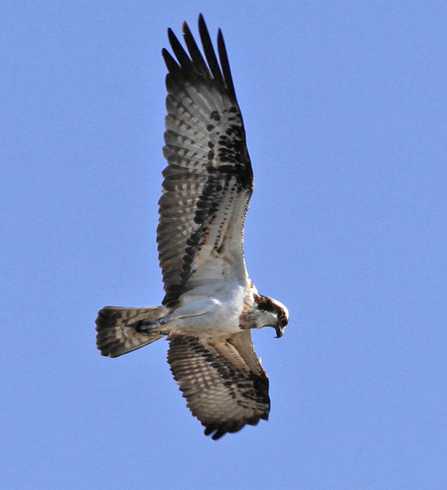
[166,280,248,336]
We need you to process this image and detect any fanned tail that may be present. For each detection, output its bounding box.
[95,306,169,358]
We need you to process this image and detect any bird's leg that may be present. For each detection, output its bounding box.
[128,298,212,335]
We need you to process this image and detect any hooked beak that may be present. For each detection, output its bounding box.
[275,324,286,338]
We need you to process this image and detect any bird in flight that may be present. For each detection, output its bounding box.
[96,14,288,440]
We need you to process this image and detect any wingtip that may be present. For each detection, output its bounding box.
[182,18,192,37]
[197,12,208,37]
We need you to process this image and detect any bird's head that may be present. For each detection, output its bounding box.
[253,294,289,338]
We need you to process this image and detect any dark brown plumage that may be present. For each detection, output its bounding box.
[158,14,252,305]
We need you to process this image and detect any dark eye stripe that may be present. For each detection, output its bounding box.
[254,294,288,326]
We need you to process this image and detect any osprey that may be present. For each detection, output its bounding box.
[96,14,288,440]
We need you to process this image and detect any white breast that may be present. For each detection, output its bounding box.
[168,279,248,336]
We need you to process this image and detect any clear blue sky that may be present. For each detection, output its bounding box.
[1,1,446,489]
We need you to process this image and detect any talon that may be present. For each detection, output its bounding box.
[129,318,170,336]
[131,319,158,334]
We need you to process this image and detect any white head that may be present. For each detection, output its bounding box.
[253,294,289,338]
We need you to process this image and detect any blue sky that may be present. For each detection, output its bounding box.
[1,1,447,489]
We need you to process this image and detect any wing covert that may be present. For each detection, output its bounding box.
[158,15,253,304]
[167,331,269,440]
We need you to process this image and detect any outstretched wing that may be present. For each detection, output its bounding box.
[167,330,269,440]
[159,14,253,304]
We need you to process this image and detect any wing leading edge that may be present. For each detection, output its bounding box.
[167,330,269,440]
[158,14,253,304]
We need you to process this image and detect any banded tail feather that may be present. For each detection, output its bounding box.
[95,306,169,358]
